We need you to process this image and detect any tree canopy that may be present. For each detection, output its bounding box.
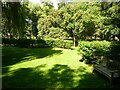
[2,1,120,46]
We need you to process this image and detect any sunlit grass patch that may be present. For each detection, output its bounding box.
[2,47,110,88]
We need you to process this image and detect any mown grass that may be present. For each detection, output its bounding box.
[1,47,113,88]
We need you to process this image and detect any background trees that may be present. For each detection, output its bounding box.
[2,1,120,43]
[2,2,28,38]
[99,2,120,41]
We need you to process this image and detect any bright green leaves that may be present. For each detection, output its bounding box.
[2,2,120,41]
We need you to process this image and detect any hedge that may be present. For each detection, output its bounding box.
[45,39,73,49]
[78,40,111,64]
[2,38,73,49]
[2,38,48,48]
[109,41,120,62]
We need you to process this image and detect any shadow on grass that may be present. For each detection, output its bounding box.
[2,64,112,89]
[47,64,75,88]
[77,72,110,88]
[2,64,75,88]
[2,47,62,67]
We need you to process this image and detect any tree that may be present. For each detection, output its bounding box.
[58,2,100,46]
[98,2,120,41]
[2,1,119,43]
[2,2,28,38]
[27,2,42,39]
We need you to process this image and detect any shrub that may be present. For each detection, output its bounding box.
[109,42,120,61]
[64,40,73,49]
[2,38,17,46]
[53,39,63,48]
[2,38,10,46]
[78,40,111,64]
[35,39,47,48]
[2,38,73,49]
[45,39,54,47]
[53,39,73,49]
[16,39,32,48]
[16,39,48,48]
[2,38,48,48]
[45,39,73,49]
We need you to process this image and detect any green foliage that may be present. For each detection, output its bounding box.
[64,41,73,49]
[2,2,120,46]
[109,42,120,61]
[17,39,33,48]
[2,38,73,49]
[54,39,73,49]
[2,38,17,46]
[78,41,111,64]
[45,39,73,49]
[35,39,47,48]
[2,38,48,48]
[98,2,120,41]
[2,2,28,38]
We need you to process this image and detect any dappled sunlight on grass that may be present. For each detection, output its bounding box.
[4,48,82,72]
[2,63,109,88]
[2,47,111,88]
[2,47,62,67]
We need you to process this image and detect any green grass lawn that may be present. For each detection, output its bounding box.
[2,47,113,88]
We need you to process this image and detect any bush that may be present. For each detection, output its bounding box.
[109,42,120,61]
[53,39,73,49]
[78,40,111,64]
[2,38,73,49]
[35,39,47,48]
[16,39,48,48]
[2,38,48,48]
[45,39,73,49]
[16,39,32,48]
[64,40,73,49]
[45,39,54,47]
[2,38,17,46]
[53,39,63,48]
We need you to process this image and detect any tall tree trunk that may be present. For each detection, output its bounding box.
[73,35,76,47]
[73,29,76,47]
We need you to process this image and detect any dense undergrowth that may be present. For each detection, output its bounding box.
[78,40,120,64]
